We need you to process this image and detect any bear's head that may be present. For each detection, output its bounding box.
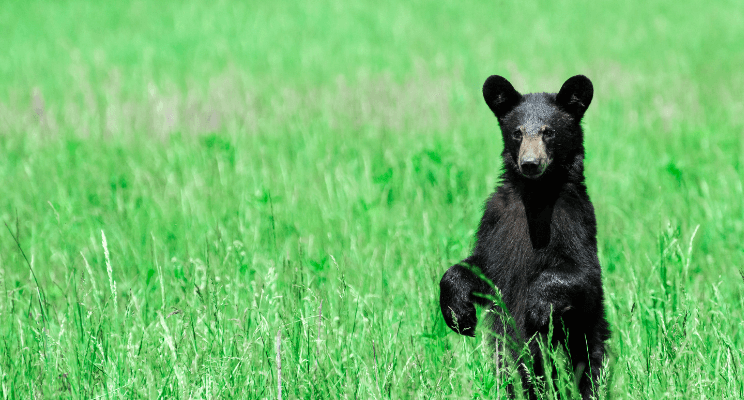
[482,75,593,180]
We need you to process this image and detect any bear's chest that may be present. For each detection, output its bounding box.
[487,196,583,270]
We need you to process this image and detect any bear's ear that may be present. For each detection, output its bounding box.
[483,75,522,118]
[556,75,593,119]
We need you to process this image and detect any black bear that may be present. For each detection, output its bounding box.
[439,75,609,399]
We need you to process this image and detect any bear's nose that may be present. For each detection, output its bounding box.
[520,158,540,176]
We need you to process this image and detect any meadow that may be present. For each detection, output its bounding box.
[1,0,743,398]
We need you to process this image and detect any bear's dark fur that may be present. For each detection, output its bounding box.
[439,75,609,399]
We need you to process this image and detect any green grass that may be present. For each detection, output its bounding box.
[2,0,744,398]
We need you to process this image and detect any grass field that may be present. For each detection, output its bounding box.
[2,0,744,398]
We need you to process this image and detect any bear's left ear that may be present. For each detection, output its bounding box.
[556,75,593,119]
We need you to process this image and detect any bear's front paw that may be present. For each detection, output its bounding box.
[441,297,477,337]
[526,300,552,331]
[526,299,571,332]
[440,274,478,337]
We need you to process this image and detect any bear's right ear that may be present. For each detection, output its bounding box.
[483,75,522,118]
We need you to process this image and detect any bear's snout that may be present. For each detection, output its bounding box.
[519,157,541,177]
[517,135,550,178]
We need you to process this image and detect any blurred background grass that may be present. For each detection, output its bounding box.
[1,0,743,398]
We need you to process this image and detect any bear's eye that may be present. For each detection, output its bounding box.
[543,128,556,140]
[511,130,521,140]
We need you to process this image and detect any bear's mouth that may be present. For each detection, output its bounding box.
[521,171,544,179]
